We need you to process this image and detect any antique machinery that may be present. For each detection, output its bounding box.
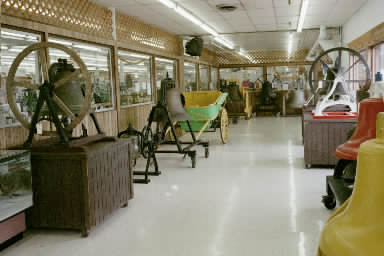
[256,76,279,116]
[5,42,102,146]
[315,48,376,209]
[119,77,209,184]
[308,47,371,117]
[317,112,384,256]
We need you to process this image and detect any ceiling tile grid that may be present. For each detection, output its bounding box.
[91,0,367,53]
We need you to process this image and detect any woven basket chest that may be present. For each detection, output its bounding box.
[26,136,134,237]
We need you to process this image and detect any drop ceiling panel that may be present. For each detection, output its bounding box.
[91,0,366,52]
[242,0,273,9]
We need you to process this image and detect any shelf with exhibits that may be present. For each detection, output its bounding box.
[0,150,32,222]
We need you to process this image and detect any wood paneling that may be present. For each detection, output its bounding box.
[73,110,118,137]
[0,126,29,149]
[349,22,384,50]
[118,104,153,132]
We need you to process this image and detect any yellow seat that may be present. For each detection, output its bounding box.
[318,112,384,256]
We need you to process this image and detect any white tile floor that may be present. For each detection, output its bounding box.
[2,117,333,256]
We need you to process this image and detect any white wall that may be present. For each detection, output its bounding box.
[343,0,384,44]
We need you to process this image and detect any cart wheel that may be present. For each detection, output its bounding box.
[322,195,336,209]
[141,126,153,159]
[220,108,229,144]
[205,147,209,158]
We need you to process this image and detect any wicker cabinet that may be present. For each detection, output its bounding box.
[27,136,134,237]
[303,113,356,168]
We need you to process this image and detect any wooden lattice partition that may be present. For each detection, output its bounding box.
[217,48,310,66]
[116,12,182,57]
[1,0,113,40]
[200,48,219,66]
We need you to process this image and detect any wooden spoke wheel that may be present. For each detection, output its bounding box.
[220,108,229,144]
[6,42,92,131]
[308,47,371,98]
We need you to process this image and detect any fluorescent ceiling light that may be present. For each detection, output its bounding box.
[297,0,309,32]
[214,37,234,50]
[158,0,176,9]
[1,31,25,38]
[157,0,234,49]
[156,57,175,64]
[119,51,150,59]
[73,44,102,52]
[49,39,73,46]
[199,23,219,37]
[287,33,293,55]
[175,6,202,26]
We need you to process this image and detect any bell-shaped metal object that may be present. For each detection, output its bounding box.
[42,59,84,116]
[53,78,84,115]
[166,88,191,121]
[335,98,384,160]
[318,112,384,256]
[287,89,305,109]
[228,84,243,104]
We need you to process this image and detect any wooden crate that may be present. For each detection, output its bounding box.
[26,136,134,237]
[303,112,356,168]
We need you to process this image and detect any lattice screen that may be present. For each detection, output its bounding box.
[116,12,182,57]
[200,48,219,66]
[1,0,113,40]
[217,49,310,66]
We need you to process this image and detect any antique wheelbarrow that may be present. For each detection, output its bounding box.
[180,91,229,146]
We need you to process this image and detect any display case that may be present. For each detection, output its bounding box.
[48,37,114,111]
[0,150,32,245]
[220,67,263,89]
[373,42,384,80]
[211,67,218,90]
[199,65,209,90]
[184,62,197,91]
[155,57,177,102]
[0,28,42,129]
[118,51,153,106]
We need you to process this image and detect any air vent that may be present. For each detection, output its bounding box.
[216,4,238,12]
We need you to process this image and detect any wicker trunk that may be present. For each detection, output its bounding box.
[26,136,133,237]
[303,113,356,168]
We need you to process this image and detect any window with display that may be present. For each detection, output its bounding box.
[155,57,177,102]
[220,67,263,89]
[184,62,197,91]
[351,50,369,91]
[0,28,41,128]
[48,37,114,111]
[199,65,209,90]
[373,43,384,81]
[267,66,309,90]
[118,51,152,106]
[211,67,218,90]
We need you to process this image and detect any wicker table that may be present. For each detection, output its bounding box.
[303,112,356,168]
[26,136,134,237]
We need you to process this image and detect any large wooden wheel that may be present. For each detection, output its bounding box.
[6,42,92,131]
[220,108,229,144]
